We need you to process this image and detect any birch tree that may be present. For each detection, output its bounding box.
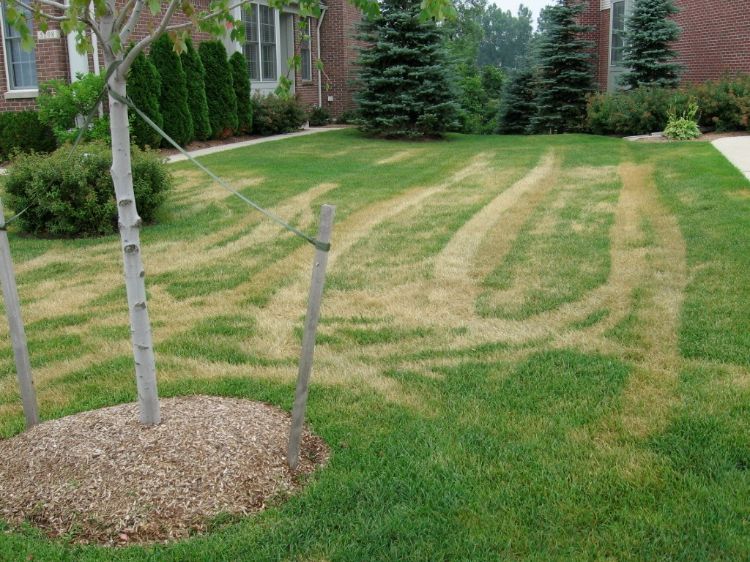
[5,0,452,426]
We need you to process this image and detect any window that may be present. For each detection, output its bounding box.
[610,0,626,66]
[242,4,277,81]
[2,3,37,90]
[300,17,312,81]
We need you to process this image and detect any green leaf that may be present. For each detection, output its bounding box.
[148,0,161,16]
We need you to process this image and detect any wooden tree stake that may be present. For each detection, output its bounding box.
[0,200,39,428]
[288,204,335,469]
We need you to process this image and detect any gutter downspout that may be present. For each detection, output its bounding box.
[316,5,328,108]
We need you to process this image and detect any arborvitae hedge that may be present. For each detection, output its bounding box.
[198,41,239,138]
[127,50,164,148]
[497,65,537,134]
[229,52,253,133]
[356,0,458,138]
[528,1,593,134]
[621,0,682,89]
[180,37,212,141]
[149,34,194,146]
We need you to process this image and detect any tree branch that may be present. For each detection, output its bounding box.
[164,0,250,32]
[118,0,144,45]
[14,0,67,20]
[113,0,135,33]
[30,0,68,11]
[118,0,179,76]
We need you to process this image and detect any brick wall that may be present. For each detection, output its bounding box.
[582,0,750,91]
[319,0,361,116]
[294,14,321,110]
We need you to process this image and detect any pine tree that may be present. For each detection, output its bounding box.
[127,50,164,149]
[356,0,458,138]
[621,0,682,89]
[229,52,253,133]
[180,37,212,141]
[497,64,536,134]
[528,1,593,134]
[198,41,239,138]
[149,34,194,146]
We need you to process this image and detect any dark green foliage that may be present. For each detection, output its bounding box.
[456,64,504,134]
[37,73,109,145]
[198,41,238,138]
[5,142,171,237]
[356,0,459,138]
[528,1,594,134]
[180,37,212,141]
[228,51,253,134]
[0,111,55,161]
[127,50,163,149]
[308,105,331,126]
[621,0,682,89]
[587,75,750,136]
[251,93,306,135]
[149,34,194,147]
[497,64,536,134]
[336,109,359,124]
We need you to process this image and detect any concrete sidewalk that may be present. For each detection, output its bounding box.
[712,136,750,181]
[165,126,346,164]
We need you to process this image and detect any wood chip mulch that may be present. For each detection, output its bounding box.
[0,396,329,545]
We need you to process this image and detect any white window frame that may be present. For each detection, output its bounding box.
[0,3,38,98]
[243,3,280,83]
[300,16,312,81]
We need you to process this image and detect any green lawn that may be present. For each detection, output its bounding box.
[1,130,749,560]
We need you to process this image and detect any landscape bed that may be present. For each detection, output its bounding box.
[0,129,748,560]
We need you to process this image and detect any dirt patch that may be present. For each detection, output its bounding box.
[0,396,328,545]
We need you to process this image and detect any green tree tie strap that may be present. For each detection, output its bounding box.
[107,88,331,252]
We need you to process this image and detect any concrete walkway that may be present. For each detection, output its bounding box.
[712,136,750,181]
[165,126,346,164]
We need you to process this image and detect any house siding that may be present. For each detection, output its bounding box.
[581,0,750,91]
[0,0,361,117]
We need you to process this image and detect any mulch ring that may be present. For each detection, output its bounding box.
[0,396,329,545]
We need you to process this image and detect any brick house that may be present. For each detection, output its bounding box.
[0,0,361,116]
[580,0,750,92]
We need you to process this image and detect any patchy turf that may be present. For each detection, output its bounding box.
[0,130,749,560]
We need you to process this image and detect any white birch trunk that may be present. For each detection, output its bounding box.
[104,46,161,425]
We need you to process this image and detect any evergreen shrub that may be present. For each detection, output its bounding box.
[308,105,330,126]
[251,94,306,135]
[198,41,238,138]
[127,50,164,148]
[5,142,171,237]
[497,65,536,134]
[149,34,194,146]
[229,52,253,133]
[180,37,212,141]
[0,111,56,161]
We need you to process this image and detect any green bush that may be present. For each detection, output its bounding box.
[149,34,194,147]
[251,94,306,135]
[691,74,750,131]
[497,65,536,134]
[228,52,253,134]
[198,41,238,138]
[0,111,56,161]
[455,64,503,134]
[37,73,110,145]
[5,142,171,237]
[337,109,359,124]
[180,37,212,141]
[586,87,690,136]
[308,105,330,126]
[664,101,701,140]
[127,50,164,149]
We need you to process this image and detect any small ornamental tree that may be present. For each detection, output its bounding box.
[149,34,194,146]
[528,1,593,134]
[180,37,212,141]
[127,51,164,149]
[356,0,458,138]
[199,41,239,138]
[497,64,536,134]
[621,0,682,89]
[229,51,253,134]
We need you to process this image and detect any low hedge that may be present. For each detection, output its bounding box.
[5,142,171,237]
[0,111,56,161]
[586,74,750,136]
[251,94,306,135]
